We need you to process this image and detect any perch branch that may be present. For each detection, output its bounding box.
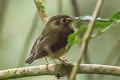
[1,64,120,79]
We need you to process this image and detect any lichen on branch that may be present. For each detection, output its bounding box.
[1,64,120,79]
[34,0,48,24]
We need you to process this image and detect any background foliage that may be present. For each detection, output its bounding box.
[0,0,120,80]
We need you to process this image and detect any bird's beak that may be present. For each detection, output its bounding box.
[70,18,77,23]
[72,17,80,21]
[67,17,75,21]
[68,18,76,27]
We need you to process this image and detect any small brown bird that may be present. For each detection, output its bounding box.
[25,15,74,64]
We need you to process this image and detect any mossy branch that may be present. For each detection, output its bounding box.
[1,64,120,79]
[34,0,48,24]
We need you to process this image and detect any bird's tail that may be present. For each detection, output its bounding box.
[25,55,35,64]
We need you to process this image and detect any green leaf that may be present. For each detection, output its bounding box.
[75,26,87,35]
[111,12,120,21]
[67,11,120,48]
[66,33,76,49]
[67,26,87,48]
[95,21,112,29]
[92,12,120,38]
[72,39,82,45]
[68,34,76,43]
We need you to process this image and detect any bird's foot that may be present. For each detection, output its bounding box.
[45,63,49,72]
[44,57,49,72]
[57,56,68,64]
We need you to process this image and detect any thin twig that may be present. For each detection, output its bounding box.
[34,0,49,24]
[0,0,3,24]
[71,0,80,16]
[70,0,104,80]
[1,64,120,79]
[58,0,62,14]
[116,54,120,66]
[0,0,4,37]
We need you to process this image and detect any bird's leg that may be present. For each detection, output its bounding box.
[43,45,54,71]
[44,57,49,71]
[61,56,68,62]
[57,56,68,64]
[59,51,69,63]
[58,50,69,63]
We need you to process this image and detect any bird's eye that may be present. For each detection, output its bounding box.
[60,18,68,23]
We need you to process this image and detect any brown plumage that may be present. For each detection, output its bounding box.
[25,15,74,64]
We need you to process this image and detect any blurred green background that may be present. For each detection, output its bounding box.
[0,0,120,80]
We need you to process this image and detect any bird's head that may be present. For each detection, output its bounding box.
[47,15,74,29]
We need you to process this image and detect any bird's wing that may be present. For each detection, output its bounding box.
[25,27,68,64]
[25,34,50,64]
[25,30,58,64]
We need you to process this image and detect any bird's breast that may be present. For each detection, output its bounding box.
[47,47,66,58]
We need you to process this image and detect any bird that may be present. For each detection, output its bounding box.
[25,15,74,64]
